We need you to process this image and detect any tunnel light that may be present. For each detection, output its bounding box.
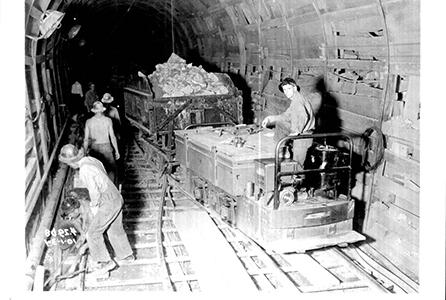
[68,24,82,39]
[39,10,65,39]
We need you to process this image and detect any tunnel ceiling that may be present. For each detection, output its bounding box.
[55,0,216,81]
[26,0,419,94]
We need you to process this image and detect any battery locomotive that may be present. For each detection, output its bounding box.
[174,124,365,252]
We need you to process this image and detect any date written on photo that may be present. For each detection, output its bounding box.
[44,227,78,247]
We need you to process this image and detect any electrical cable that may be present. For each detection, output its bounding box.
[364,0,392,230]
[171,0,175,53]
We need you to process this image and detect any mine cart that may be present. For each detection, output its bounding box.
[124,73,243,149]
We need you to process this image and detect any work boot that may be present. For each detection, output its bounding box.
[115,254,135,265]
[90,260,117,274]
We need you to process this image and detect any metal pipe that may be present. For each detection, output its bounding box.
[25,119,70,290]
[25,164,69,291]
[25,119,69,223]
[273,132,354,210]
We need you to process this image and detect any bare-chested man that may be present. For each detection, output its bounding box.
[84,101,120,184]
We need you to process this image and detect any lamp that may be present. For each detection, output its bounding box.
[39,10,65,39]
[68,24,82,39]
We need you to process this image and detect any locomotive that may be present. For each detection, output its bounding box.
[174,124,365,252]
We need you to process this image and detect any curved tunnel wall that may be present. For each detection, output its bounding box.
[25,0,420,282]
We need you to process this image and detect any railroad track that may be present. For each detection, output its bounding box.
[51,131,413,293]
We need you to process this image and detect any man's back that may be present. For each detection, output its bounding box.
[85,115,113,144]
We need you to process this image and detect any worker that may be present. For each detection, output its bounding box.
[261,77,315,167]
[84,101,120,184]
[58,144,134,274]
[84,82,99,112]
[101,93,121,141]
[70,80,84,115]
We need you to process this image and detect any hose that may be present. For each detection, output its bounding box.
[361,126,385,172]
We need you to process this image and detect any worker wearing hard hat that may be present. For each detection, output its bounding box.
[59,144,134,274]
[101,93,121,142]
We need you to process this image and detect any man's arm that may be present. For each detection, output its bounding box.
[108,119,120,160]
[84,93,90,111]
[83,121,90,151]
[112,108,121,126]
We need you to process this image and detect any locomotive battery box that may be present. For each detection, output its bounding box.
[236,194,365,253]
[254,158,299,192]
[175,128,217,184]
[175,126,277,196]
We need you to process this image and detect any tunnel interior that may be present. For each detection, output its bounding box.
[61,1,198,91]
[23,0,422,289]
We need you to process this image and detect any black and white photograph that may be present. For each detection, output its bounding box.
[1,0,445,298]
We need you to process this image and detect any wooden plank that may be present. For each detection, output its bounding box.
[358,243,419,290]
[238,2,256,25]
[288,13,320,27]
[320,106,378,133]
[367,200,419,245]
[384,0,420,44]
[381,119,419,144]
[323,92,382,119]
[327,46,387,61]
[281,253,340,287]
[173,209,257,292]
[403,75,420,125]
[321,0,374,13]
[322,4,381,26]
[327,59,385,71]
[366,222,418,281]
[373,176,419,216]
[334,35,386,47]
[390,43,419,58]
[387,136,419,162]
[383,149,419,188]
[367,217,419,256]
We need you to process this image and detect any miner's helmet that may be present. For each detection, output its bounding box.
[101,93,114,103]
[61,196,81,214]
[58,144,85,165]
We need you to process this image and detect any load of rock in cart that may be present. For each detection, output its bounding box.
[148,53,231,98]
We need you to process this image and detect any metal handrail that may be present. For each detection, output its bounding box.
[184,121,235,130]
[273,132,354,210]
